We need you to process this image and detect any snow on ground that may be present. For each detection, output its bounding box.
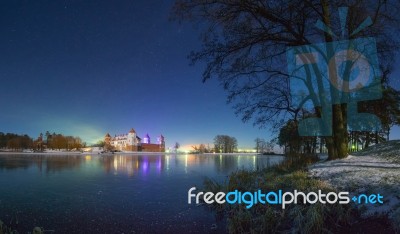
[0,150,82,155]
[309,140,400,227]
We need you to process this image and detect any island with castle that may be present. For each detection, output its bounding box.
[104,128,165,152]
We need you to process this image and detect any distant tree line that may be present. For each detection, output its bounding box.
[41,131,85,151]
[191,143,213,153]
[0,131,85,151]
[214,135,238,153]
[0,132,33,151]
[191,135,238,154]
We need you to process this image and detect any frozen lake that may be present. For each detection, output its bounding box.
[0,153,284,233]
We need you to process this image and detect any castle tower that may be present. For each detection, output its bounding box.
[127,128,137,146]
[105,133,111,145]
[143,133,150,144]
[157,134,165,152]
[104,133,112,151]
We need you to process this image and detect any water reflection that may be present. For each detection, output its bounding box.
[0,153,284,233]
[213,154,277,173]
[99,154,282,176]
[100,155,166,176]
[0,155,84,173]
[0,154,283,176]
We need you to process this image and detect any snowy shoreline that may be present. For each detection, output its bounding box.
[309,140,400,227]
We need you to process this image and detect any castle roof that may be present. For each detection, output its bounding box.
[145,133,150,138]
[129,128,136,133]
[105,133,111,137]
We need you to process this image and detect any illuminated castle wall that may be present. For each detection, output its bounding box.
[104,128,165,152]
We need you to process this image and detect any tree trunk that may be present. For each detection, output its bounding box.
[322,0,349,160]
[334,104,348,159]
[325,137,335,159]
[326,67,349,159]
[365,132,370,148]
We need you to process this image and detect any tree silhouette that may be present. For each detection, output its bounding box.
[214,135,238,153]
[172,0,400,159]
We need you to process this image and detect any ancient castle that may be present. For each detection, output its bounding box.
[105,128,165,152]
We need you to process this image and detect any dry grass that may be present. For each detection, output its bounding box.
[203,156,356,233]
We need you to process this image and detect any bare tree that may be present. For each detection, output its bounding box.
[172,0,400,159]
[214,135,238,153]
[254,138,263,153]
[192,143,209,153]
[174,142,180,152]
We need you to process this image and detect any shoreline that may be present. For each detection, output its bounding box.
[308,142,400,229]
[0,151,171,156]
[0,151,280,156]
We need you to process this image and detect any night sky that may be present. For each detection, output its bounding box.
[1,1,400,150]
[0,0,273,150]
